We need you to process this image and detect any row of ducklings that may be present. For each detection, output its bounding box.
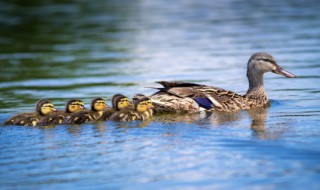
[4,94,154,126]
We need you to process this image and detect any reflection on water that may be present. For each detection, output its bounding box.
[1,0,320,189]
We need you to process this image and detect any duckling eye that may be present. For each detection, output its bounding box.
[75,102,84,106]
[44,104,54,108]
[96,101,105,104]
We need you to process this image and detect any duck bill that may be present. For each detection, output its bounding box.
[272,67,296,78]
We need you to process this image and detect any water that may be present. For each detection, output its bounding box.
[1,0,320,189]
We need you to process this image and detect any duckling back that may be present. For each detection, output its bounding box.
[67,109,104,124]
[109,109,142,122]
[4,113,34,125]
[38,111,66,126]
[5,113,40,126]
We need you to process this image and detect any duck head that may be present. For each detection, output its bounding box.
[91,98,107,112]
[112,94,131,111]
[134,97,154,113]
[66,99,85,113]
[36,99,56,115]
[247,52,296,79]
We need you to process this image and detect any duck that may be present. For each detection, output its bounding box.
[38,99,85,126]
[109,97,154,122]
[132,94,154,116]
[150,52,296,113]
[4,99,56,126]
[67,97,107,124]
[99,94,131,120]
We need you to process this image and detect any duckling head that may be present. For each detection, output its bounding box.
[91,97,107,112]
[112,94,130,111]
[132,94,147,103]
[135,97,154,113]
[247,52,296,79]
[66,99,85,113]
[36,99,56,115]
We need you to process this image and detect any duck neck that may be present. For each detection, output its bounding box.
[246,71,267,100]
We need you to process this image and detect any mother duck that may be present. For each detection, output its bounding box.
[150,52,296,113]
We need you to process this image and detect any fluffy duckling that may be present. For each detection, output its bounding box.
[4,99,56,126]
[99,94,131,120]
[109,97,154,122]
[67,98,107,124]
[39,99,85,126]
[132,94,154,116]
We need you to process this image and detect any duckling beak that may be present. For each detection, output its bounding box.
[272,66,296,78]
[148,105,154,109]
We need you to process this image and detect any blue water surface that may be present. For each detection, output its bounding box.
[0,0,320,189]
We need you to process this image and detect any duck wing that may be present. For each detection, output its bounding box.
[192,86,251,111]
[155,81,250,112]
[156,81,203,88]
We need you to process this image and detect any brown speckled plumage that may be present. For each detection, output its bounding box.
[67,98,106,124]
[109,97,154,122]
[150,53,295,113]
[39,99,84,126]
[4,99,55,126]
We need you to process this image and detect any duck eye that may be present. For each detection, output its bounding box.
[44,104,54,108]
[258,58,275,65]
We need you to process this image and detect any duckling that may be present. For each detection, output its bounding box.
[67,98,107,124]
[150,52,296,113]
[4,99,56,126]
[38,99,85,126]
[109,97,154,122]
[132,94,154,116]
[99,94,131,120]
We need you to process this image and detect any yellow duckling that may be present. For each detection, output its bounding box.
[109,97,154,122]
[38,99,85,126]
[4,99,56,126]
[67,97,107,124]
[99,94,131,120]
